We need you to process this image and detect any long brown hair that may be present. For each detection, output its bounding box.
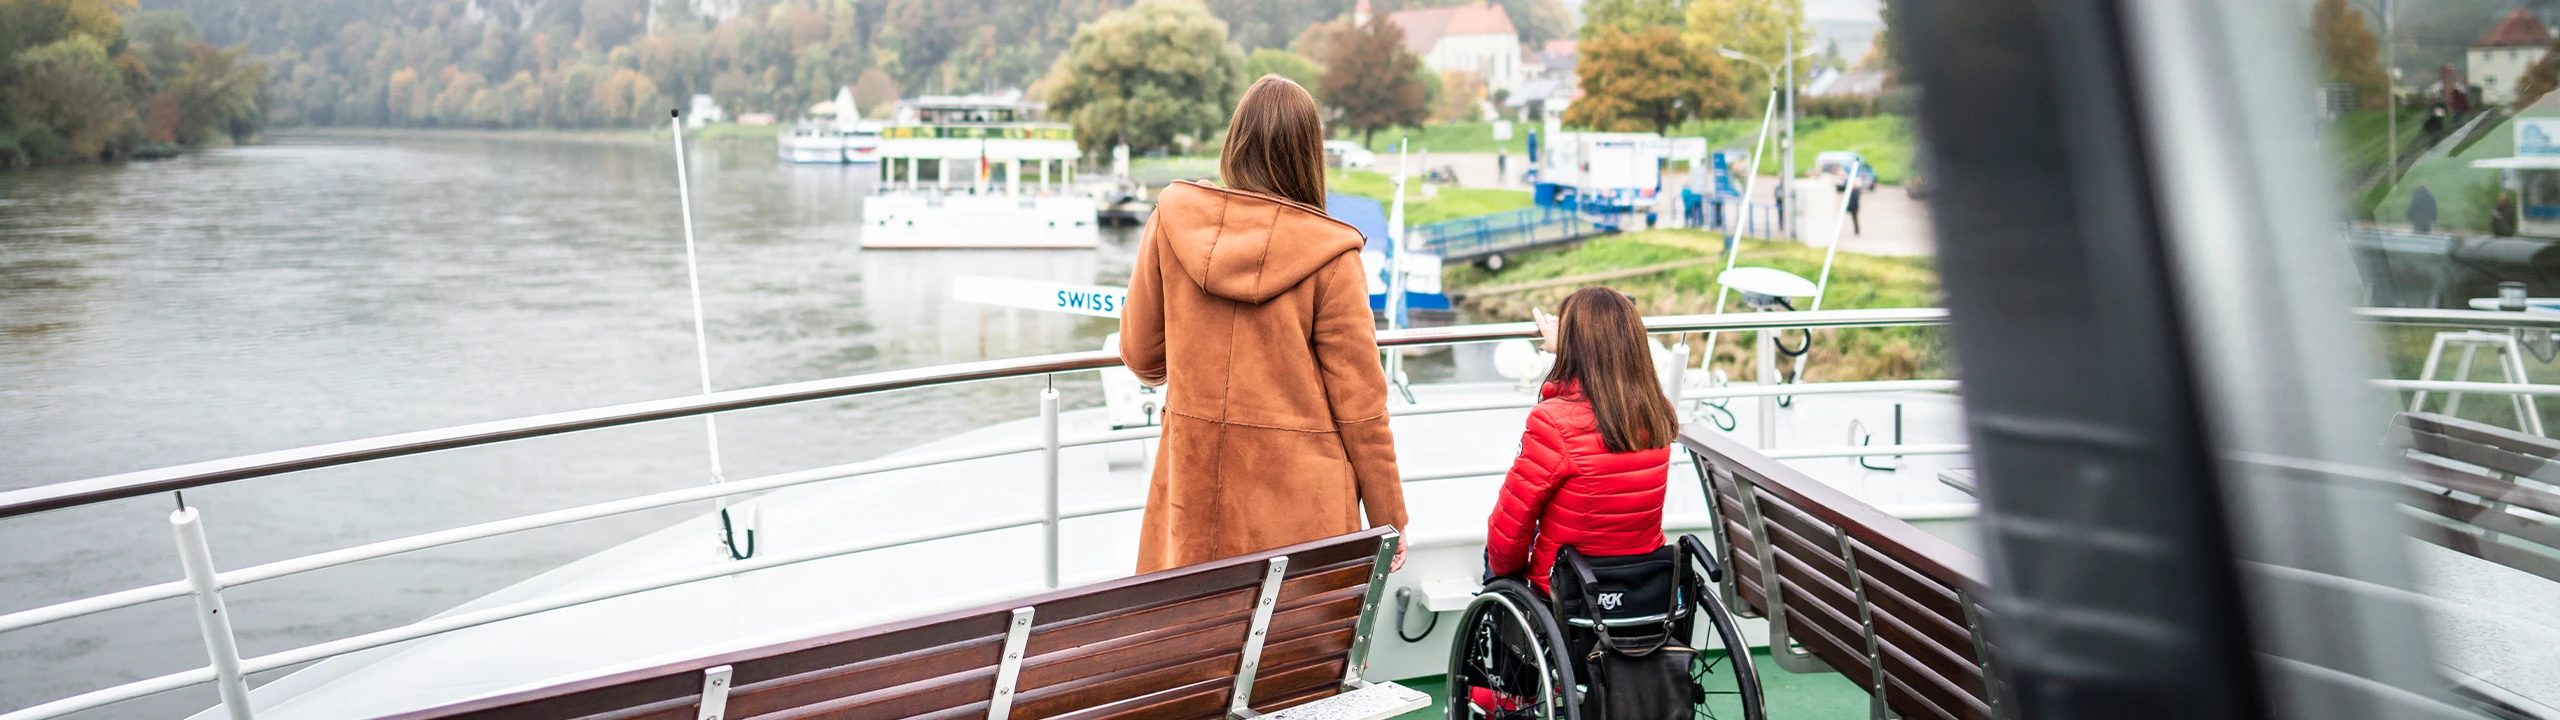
[1545,287,1679,453]
[1220,75,1328,208]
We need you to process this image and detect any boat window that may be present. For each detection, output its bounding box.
[1906,0,2558,716]
[2298,2,2560,716]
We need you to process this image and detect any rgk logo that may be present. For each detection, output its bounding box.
[1598,592,1624,610]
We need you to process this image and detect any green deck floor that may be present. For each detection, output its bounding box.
[1390,649,1873,719]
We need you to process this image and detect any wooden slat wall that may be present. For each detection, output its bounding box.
[1685,426,1997,720]
[2392,412,2560,585]
[379,528,1392,720]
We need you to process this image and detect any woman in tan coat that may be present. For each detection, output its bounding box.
[1119,76,1408,573]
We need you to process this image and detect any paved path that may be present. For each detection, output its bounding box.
[1384,152,1526,189]
[1714,176,1935,257]
[1391,158,1940,257]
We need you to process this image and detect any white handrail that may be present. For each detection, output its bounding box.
[0,439,1045,636]
[0,667,218,720]
[234,511,1047,675]
[22,307,2552,719]
[22,380,1879,638]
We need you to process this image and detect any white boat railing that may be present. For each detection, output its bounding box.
[0,305,2549,719]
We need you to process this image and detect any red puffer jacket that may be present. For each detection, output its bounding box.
[1486,381,1670,594]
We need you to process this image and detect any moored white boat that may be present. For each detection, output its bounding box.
[776,124,844,164]
[861,94,1096,249]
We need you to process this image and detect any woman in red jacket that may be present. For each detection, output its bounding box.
[1486,287,1680,594]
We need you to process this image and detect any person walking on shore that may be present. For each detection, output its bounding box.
[2409,183,2437,234]
[1119,76,1408,573]
[1846,183,1864,236]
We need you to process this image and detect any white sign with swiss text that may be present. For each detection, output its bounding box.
[950,275,1128,318]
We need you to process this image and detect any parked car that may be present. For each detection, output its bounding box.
[1323,140,1376,169]
[1811,151,1871,191]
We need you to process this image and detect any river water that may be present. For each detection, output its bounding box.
[0,131,1145,717]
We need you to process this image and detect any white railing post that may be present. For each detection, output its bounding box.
[1040,385,1061,589]
[171,505,254,720]
[1757,329,1779,449]
[1663,339,1691,422]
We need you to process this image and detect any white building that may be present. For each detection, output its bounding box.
[1376,0,1527,93]
[2470,9,2553,104]
[686,94,726,128]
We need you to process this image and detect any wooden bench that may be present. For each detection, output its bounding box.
[2389,412,2560,585]
[379,528,1425,720]
[1680,425,2003,720]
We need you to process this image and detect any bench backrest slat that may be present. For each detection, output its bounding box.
[2393,412,2560,586]
[1681,424,1995,720]
[379,527,1394,720]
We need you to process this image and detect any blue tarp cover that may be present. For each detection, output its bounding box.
[1327,193,1452,311]
[1327,192,1392,252]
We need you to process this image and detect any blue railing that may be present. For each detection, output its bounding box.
[1712,201,1783,240]
[1410,206,1619,261]
[1409,199,1789,262]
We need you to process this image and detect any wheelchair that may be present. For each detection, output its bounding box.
[1444,535,1764,720]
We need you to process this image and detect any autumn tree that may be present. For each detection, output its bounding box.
[2314,0,2390,109]
[1245,49,1326,103]
[1580,0,1686,38]
[1566,25,1715,133]
[852,67,899,118]
[1511,0,1577,46]
[1207,0,1350,51]
[1293,18,1355,70]
[1042,0,1249,153]
[1435,70,1485,123]
[1870,0,1903,83]
[6,35,135,159]
[1684,0,1807,102]
[1321,17,1429,147]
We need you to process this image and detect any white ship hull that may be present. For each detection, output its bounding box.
[194,385,1973,719]
[778,136,847,164]
[861,194,1100,249]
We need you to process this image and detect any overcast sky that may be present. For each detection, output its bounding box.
[1804,0,1882,22]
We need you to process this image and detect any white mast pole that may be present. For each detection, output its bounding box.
[1703,83,1784,359]
[1386,137,1412,402]
[1811,160,1861,311]
[669,109,752,560]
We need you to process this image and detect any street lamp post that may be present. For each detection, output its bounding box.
[2385,0,2398,182]
[1718,43,1823,242]
[2352,0,2398,180]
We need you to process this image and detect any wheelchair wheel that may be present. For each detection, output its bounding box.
[1445,578,1580,720]
[1682,536,1767,720]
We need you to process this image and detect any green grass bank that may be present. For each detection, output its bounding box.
[1445,228,1946,382]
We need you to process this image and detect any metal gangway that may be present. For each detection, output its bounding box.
[1408,206,1624,263]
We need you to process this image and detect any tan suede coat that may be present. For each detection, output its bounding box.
[1119,180,1408,573]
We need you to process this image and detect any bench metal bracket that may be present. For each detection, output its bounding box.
[1840,534,1889,720]
[1960,590,2004,720]
[1342,532,1401,687]
[988,607,1035,720]
[697,665,732,720]
[1742,485,1831,674]
[1229,556,1290,719]
[1690,455,1754,619]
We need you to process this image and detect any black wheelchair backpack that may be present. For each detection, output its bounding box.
[1552,546,1706,720]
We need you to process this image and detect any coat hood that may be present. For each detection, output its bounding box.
[1150,180,1366,304]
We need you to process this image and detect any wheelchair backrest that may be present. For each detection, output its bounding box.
[1550,545,1691,631]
